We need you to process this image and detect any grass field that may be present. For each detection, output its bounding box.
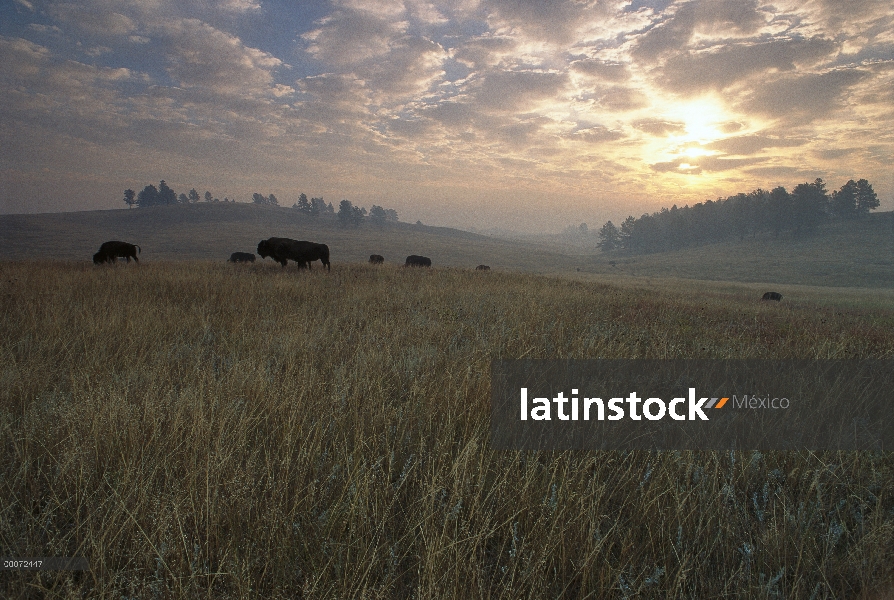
[2,260,893,598]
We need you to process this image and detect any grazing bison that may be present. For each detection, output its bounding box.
[404,255,432,267]
[93,241,140,264]
[228,252,256,263]
[257,237,331,271]
[762,291,783,301]
[475,265,490,271]
[369,254,384,264]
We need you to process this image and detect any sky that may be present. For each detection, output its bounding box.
[1,0,892,232]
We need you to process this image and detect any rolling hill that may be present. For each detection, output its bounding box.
[1,203,892,288]
[0,202,577,273]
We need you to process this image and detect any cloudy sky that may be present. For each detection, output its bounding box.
[1,0,892,232]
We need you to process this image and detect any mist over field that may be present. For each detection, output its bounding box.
[3,0,894,596]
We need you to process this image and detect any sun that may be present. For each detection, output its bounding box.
[671,96,726,144]
[682,145,714,158]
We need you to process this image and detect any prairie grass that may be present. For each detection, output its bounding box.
[1,260,893,598]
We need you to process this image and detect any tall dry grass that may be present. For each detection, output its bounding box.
[1,260,893,598]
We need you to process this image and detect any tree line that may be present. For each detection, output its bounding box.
[123,182,237,207]
[597,178,880,253]
[123,181,399,225]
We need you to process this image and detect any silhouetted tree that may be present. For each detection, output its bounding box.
[158,180,176,205]
[830,180,858,219]
[177,193,189,204]
[599,177,878,255]
[136,184,159,207]
[385,208,399,221]
[338,200,352,225]
[597,221,620,251]
[619,216,636,249]
[188,188,200,203]
[268,194,279,207]
[123,189,136,209]
[204,191,213,203]
[768,186,792,236]
[856,179,879,215]
[338,200,363,226]
[790,178,828,233]
[294,193,311,213]
[310,197,325,217]
[369,205,387,224]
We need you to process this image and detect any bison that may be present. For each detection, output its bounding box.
[762,291,783,301]
[93,241,140,265]
[228,252,256,263]
[404,255,432,267]
[369,254,384,264]
[257,237,331,271]
[475,265,490,271]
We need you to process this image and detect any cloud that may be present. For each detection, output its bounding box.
[571,59,629,82]
[361,36,448,101]
[569,125,625,143]
[813,147,860,160]
[302,9,407,67]
[482,0,642,47]
[632,0,767,62]
[632,118,686,136]
[740,68,870,122]
[706,135,808,155]
[453,35,517,68]
[744,164,816,180]
[657,36,839,94]
[595,85,647,111]
[332,0,406,18]
[162,19,283,95]
[472,69,569,111]
[48,3,137,37]
[650,155,764,172]
[772,0,894,37]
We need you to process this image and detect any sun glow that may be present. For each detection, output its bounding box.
[669,97,727,144]
[682,145,715,158]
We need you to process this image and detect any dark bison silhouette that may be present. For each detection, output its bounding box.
[228,252,256,263]
[762,292,783,301]
[405,255,431,267]
[369,254,384,264]
[257,237,331,271]
[93,241,140,264]
[475,265,490,271]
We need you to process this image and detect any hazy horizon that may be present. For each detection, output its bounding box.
[2,0,893,233]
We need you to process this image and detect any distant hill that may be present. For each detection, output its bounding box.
[581,211,894,289]
[0,203,577,272]
[1,203,891,288]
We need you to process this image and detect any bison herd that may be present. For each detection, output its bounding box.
[91,239,448,271]
[88,241,788,303]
